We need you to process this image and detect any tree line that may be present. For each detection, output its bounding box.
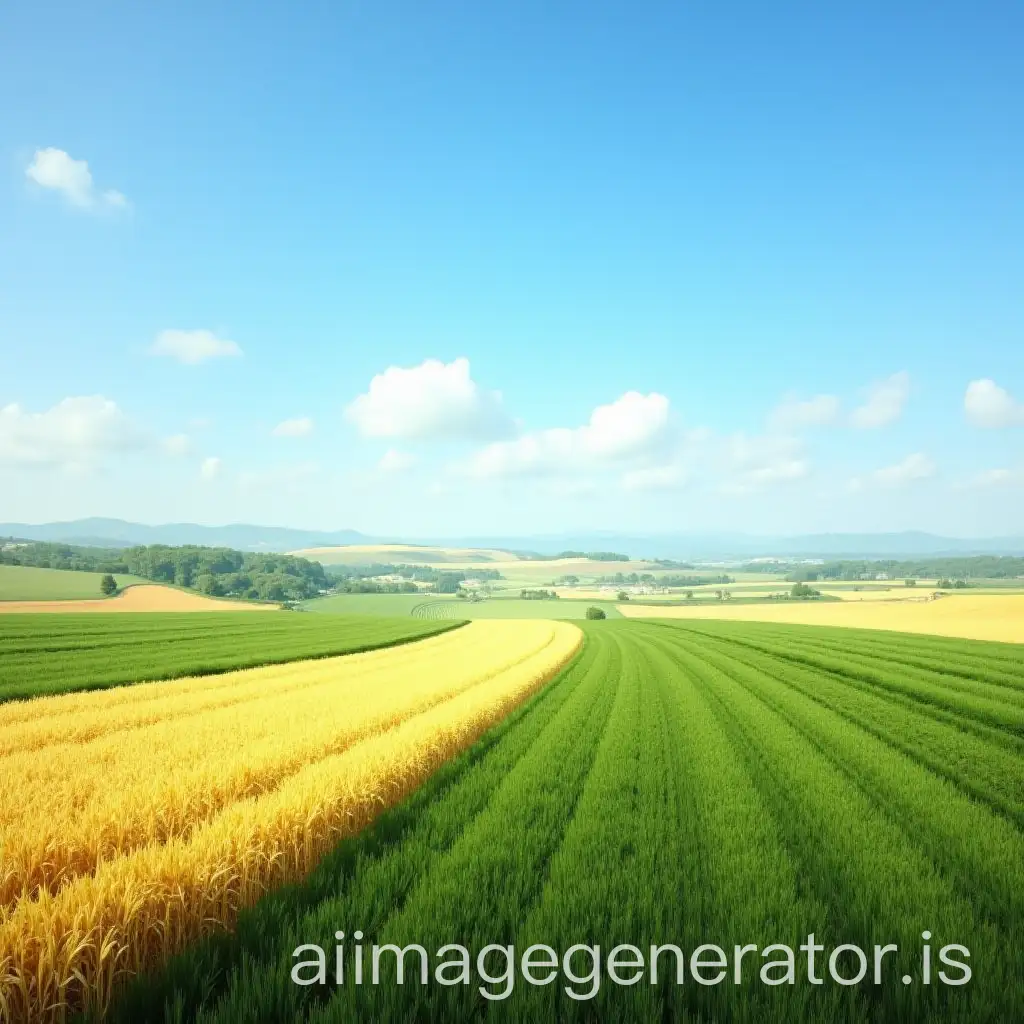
[786,555,1024,583]
[1,539,328,602]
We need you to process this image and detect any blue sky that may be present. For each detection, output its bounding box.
[1,0,1022,537]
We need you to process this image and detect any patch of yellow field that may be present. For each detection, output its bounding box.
[291,543,521,564]
[617,594,1024,643]
[0,619,582,1021]
[0,584,278,614]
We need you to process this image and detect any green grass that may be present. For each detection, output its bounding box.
[107,620,1024,1023]
[0,564,147,601]
[0,613,461,703]
[413,598,624,620]
[301,593,623,620]
[299,593,446,616]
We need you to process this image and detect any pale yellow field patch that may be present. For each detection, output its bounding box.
[0,584,279,614]
[617,594,1024,643]
[291,543,521,564]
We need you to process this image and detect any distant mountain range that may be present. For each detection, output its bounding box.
[0,518,371,552]
[2,519,1024,560]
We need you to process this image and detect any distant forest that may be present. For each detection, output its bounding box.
[324,562,503,594]
[0,539,327,601]
[785,556,1024,582]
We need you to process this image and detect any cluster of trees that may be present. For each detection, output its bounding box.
[519,550,630,562]
[0,541,126,573]
[332,579,420,594]
[520,589,560,600]
[325,564,502,596]
[787,556,1024,583]
[119,546,329,601]
[0,539,329,602]
[937,578,971,590]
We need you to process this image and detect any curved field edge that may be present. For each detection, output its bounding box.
[0,565,150,602]
[0,582,282,615]
[0,614,465,704]
[99,619,1024,1024]
[0,621,583,1022]
[616,594,1024,644]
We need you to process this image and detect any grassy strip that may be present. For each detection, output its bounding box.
[678,620,1024,688]
[673,634,1017,1023]
[0,613,461,702]
[669,622,1024,736]
[667,628,1024,931]
[670,626,1024,826]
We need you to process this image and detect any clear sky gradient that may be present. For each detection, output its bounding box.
[1,1,1022,537]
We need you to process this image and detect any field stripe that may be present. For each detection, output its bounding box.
[178,628,623,1023]
[669,635,1014,1021]
[664,622,1024,737]
[0,622,582,1022]
[665,629,1024,932]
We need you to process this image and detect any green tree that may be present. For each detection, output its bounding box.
[585,607,606,620]
[617,591,629,601]
[905,578,917,587]
[99,574,117,596]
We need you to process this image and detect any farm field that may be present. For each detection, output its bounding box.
[0,619,581,1021]
[412,598,624,620]
[617,593,1024,643]
[101,619,1024,1023]
[0,612,456,702]
[291,544,522,564]
[0,582,281,615]
[0,564,147,601]
[301,593,447,617]
[294,545,666,584]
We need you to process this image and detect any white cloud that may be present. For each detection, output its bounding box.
[465,391,671,479]
[272,416,314,438]
[25,148,128,210]
[345,357,512,441]
[621,463,688,492]
[964,467,1024,488]
[378,448,415,473]
[850,371,910,429]
[768,393,841,431]
[0,396,146,468]
[199,456,222,481]
[872,452,936,486]
[163,433,191,457]
[722,433,809,493]
[149,329,242,365]
[964,379,1024,428]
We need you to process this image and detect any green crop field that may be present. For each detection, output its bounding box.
[105,618,1024,1023]
[0,564,147,601]
[413,598,624,620]
[299,593,449,616]
[0,613,459,703]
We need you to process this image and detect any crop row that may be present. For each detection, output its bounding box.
[104,620,1024,1022]
[0,612,457,702]
[0,620,582,1021]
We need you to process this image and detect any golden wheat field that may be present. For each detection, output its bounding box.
[0,619,581,1022]
[617,593,1024,642]
[0,583,279,614]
